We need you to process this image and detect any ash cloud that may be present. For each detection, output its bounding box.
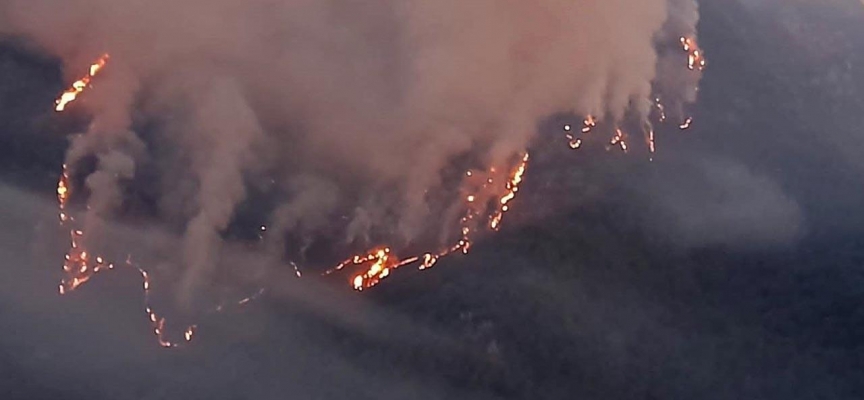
[0,0,702,303]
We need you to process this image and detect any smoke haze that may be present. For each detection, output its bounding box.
[0,0,701,303]
[1,0,864,399]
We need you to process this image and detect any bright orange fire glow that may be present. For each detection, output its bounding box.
[59,225,196,347]
[332,152,530,291]
[564,116,596,150]
[680,37,706,71]
[57,164,71,223]
[646,124,656,159]
[490,152,529,231]
[54,54,110,112]
[50,36,708,346]
[53,55,223,348]
[609,128,629,153]
[582,115,597,133]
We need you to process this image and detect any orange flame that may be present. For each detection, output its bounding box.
[646,124,656,160]
[609,128,629,153]
[48,35,709,345]
[54,54,110,112]
[564,115,596,150]
[680,37,706,72]
[335,152,530,291]
[490,152,529,231]
[53,59,232,347]
[582,115,597,133]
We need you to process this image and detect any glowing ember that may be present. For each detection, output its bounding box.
[562,115,596,151]
[654,98,667,123]
[582,115,597,133]
[290,261,302,278]
[420,253,438,270]
[54,54,110,112]
[680,37,706,71]
[184,325,197,342]
[350,247,392,290]
[57,164,70,207]
[645,124,656,160]
[679,117,693,130]
[59,226,197,348]
[490,152,529,231]
[609,128,629,153]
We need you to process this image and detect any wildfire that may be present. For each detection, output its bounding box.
[490,152,529,231]
[333,152,530,291]
[59,222,195,347]
[57,164,70,222]
[52,54,240,348]
[184,325,196,342]
[350,247,392,290]
[564,115,596,150]
[563,34,706,155]
[47,29,709,346]
[680,37,706,71]
[654,98,667,123]
[679,117,693,130]
[645,124,656,159]
[53,55,187,346]
[54,54,110,112]
[609,128,629,153]
[582,115,597,133]
[58,216,257,346]
[564,125,580,150]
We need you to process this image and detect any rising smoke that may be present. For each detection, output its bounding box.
[0,0,702,304]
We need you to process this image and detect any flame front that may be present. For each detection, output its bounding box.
[48,29,709,346]
[53,55,216,348]
[490,152,529,231]
[333,152,531,291]
[54,54,110,112]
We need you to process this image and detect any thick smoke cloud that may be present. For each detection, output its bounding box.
[5,2,864,398]
[0,0,702,304]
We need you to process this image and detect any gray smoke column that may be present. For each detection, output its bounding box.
[0,0,702,302]
[61,61,144,250]
[174,76,265,307]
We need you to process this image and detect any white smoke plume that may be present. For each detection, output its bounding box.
[0,0,702,303]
